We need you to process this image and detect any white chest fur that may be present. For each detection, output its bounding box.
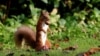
[41,22,48,46]
[42,22,48,32]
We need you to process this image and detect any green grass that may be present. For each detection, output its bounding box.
[0,13,100,56]
[0,37,100,56]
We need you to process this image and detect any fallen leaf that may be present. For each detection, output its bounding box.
[76,47,100,56]
[63,45,78,51]
[54,43,60,49]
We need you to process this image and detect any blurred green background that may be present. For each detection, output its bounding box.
[0,0,100,56]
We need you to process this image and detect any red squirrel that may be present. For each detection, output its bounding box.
[35,10,51,51]
[14,10,51,51]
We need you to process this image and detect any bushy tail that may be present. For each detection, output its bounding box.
[14,33,24,48]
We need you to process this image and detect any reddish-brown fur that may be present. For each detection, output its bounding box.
[35,10,51,51]
[14,10,51,51]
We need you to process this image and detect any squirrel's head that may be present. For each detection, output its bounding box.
[40,10,50,25]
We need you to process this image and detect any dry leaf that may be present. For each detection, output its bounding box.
[63,45,78,51]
